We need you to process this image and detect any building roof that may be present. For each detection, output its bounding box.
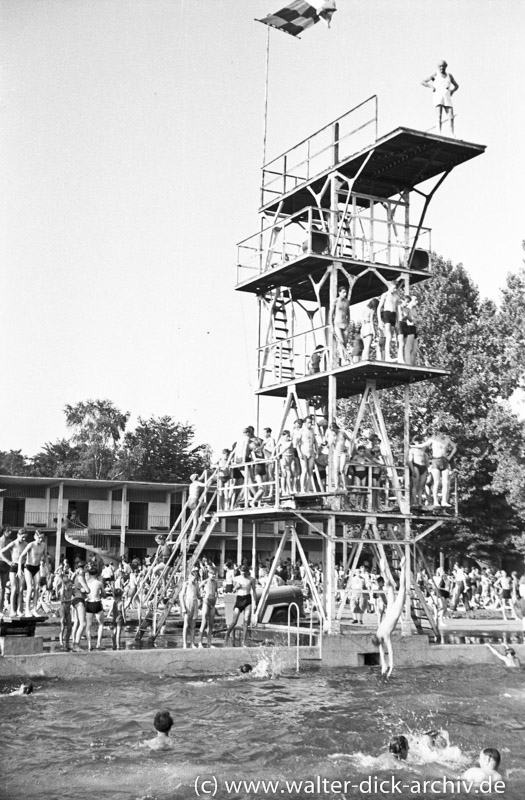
[0,475,188,491]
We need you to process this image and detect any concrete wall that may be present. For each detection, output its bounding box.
[2,633,525,680]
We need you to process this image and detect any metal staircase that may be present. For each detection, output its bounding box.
[63,524,121,564]
[134,469,220,643]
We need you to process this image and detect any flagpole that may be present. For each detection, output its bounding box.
[262,23,271,169]
[257,24,271,438]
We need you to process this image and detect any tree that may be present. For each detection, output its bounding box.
[64,399,130,479]
[0,450,29,476]
[29,439,82,478]
[119,416,211,483]
[339,256,525,565]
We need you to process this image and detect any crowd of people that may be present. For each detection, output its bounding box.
[211,421,456,513]
[327,279,420,368]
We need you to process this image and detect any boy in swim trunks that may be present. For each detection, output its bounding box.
[19,530,47,617]
[180,567,201,648]
[109,588,126,650]
[408,443,429,509]
[85,567,106,651]
[58,571,74,650]
[412,428,456,508]
[485,643,520,668]
[224,565,257,647]
[377,281,401,362]
[462,748,502,786]
[199,565,218,648]
[331,285,351,364]
[144,711,174,750]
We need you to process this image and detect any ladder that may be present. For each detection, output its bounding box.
[272,292,295,382]
[134,512,219,643]
[410,585,440,638]
[133,467,220,642]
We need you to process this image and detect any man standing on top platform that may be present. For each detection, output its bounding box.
[422,60,459,135]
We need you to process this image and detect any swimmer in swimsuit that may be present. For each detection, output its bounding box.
[199,565,218,648]
[377,281,401,362]
[485,643,521,668]
[372,555,407,677]
[413,429,457,507]
[277,430,295,495]
[327,422,353,491]
[331,285,351,364]
[422,60,459,135]
[224,565,257,647]
[144,710,174,750]
[180,567,201,649]
[297,415,318,493]
[408,444,429,509]
[85,567,106,651]
[58,572,74,650]
[19,530,47,618]
[109,588,127,650]
[0,529,28,618]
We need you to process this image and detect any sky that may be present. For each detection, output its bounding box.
[1,0,524,461]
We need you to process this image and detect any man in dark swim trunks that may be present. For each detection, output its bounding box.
[413,428,457,508]
[408,443,430,509]
[225,565,257,647]
[377,281,401,362]
[85,567,106,650]
[19,530,47,617]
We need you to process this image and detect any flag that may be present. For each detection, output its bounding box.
[257,0,336,38]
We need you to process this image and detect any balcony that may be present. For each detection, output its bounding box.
[16,512,172,534]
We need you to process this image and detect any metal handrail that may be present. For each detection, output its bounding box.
[287,601,301,673]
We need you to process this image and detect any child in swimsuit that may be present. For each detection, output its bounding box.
[110,588,126,650]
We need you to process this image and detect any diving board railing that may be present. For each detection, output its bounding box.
[237,203,431,284]
[261,96,378,207]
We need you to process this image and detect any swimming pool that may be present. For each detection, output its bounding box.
[1,660,524,800]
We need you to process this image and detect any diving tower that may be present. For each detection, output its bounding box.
[223,95,485,634]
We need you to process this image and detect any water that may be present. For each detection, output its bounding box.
[1,660,524,799]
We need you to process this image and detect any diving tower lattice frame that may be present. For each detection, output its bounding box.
[227,97,485,634]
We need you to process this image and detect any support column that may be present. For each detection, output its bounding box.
[324,517,338,633]
[251,522,257,577]
[219,538,226,578]
[236,518,243,565]
[401,522,416,634]
[120,484,127,558]
[54,482,64,571]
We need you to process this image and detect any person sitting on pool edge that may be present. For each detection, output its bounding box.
[485,643,521,668]
[389,735,409,760]
[144,710,174,750]
[462,748,502,785]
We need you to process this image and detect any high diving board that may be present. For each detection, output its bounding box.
[256,360,449,399]
[261,127,486,216]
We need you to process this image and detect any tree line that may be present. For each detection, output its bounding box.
[0,401,211,484]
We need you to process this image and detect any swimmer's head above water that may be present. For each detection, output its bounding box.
[239,663,253,674]
[389,735,409,760]
[154,710,173,733]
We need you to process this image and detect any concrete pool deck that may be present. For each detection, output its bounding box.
[1,611,524,679]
